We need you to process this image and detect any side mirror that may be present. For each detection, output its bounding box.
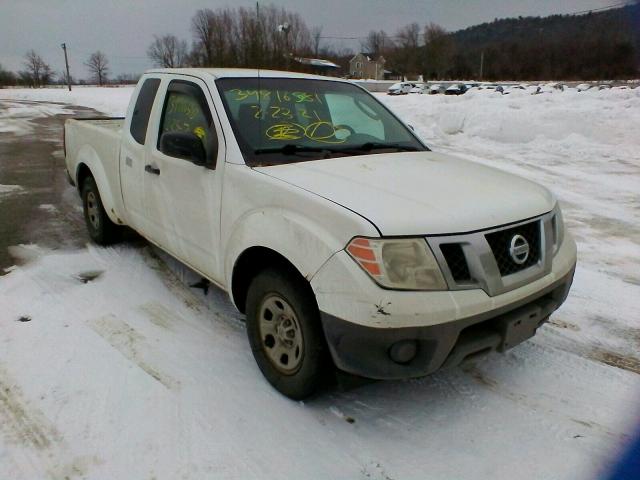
[160,132,207,166]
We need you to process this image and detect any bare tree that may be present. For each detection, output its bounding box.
[22,50,53,87]
[189,5,312,70]
[147,34,188,68]
[0,63,17,87]
[311,26,322,57]
[84,51,109,86]
[392,23,421,76]
[398,23,421,50]
[191,9,216,66]
[361,30,393,57]
[424,23,455,79]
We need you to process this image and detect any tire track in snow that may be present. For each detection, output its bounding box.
[142,248,207,314]
[0,365,100,479]
[138,302,179,331]
[87,314,180,390]
[0,366,60,451]
[461,360,630,444]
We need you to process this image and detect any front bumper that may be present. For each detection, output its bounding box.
[311,227,577,380]
[320,263,575,379]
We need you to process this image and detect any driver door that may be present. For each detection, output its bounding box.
[143,77,225,282]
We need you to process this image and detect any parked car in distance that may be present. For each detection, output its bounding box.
[502,85,527,95]
[410,83,427,94]
[576,83,592,92]
[64,68,577,399]
[532,85,553,95]
[550,83,567,91]
[429,84,446,95]
[445,83,468,95]
[387,82,414,95]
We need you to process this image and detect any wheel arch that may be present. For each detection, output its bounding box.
[76,162,93,194]
[231,246,316,314]
[74,145,124,225]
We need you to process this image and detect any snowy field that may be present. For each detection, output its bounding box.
[0,85,639,480]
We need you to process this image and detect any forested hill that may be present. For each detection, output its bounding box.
[450,3,640,80]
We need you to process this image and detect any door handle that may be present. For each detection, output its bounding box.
[144,164,160,175]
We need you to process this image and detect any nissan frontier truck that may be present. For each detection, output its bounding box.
[64,69,577,399]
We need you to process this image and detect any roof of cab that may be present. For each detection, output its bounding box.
[145,68,349,83]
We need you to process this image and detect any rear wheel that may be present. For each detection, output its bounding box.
[82,177,121,245]
[246,268,330,399]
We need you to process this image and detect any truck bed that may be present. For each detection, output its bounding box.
[64,117,125,208]
[68,117,125,133]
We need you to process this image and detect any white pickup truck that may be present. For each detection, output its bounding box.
[64,68,577,399]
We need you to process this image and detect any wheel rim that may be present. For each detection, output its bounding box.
[258,294,304,374]
[86,191,100,230]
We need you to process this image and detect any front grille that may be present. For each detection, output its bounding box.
[485,221,541,276]
[440,243,471,282]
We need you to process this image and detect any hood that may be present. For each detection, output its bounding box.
[255,151,555,236]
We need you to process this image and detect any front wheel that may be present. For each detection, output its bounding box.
[245,268,330,399]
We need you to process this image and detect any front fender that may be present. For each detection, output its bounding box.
[223,207,348,289]
[220,162,380,303]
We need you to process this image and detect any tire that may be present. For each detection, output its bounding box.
[245,267,330,400]
[82,176,121,245]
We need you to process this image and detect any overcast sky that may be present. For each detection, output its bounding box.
[1,0,620,78]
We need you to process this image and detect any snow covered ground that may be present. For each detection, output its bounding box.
[0,85,639,480]
[0,86,132,118]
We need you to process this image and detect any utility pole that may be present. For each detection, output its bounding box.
[479,51,484,82]
[61,43,71,91]
[278,22,292,71]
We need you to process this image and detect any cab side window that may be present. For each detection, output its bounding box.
[130,77,161,145]
[158,80,217,166]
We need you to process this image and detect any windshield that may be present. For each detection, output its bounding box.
[216,77,427,166]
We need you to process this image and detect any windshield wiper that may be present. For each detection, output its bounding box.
[252,142,420,160]
[353,142,420,152]
[254,144,337,156]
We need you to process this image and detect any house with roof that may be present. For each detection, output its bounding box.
[349,53,386,80]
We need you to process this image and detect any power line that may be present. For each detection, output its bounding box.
[65,45,149,61]
[570,0,635,16]
[320,34,405,41]
[320,0,637,42]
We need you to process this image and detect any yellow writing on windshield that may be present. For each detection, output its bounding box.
[230,89,271,101]
[265,124,304,140]
[265,122,347,144]
[232,89,320,104]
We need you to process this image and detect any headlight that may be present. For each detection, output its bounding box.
[552,204,565,254]
[346,237,447,290]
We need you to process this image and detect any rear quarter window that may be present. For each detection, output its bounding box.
[130,78,161,145]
